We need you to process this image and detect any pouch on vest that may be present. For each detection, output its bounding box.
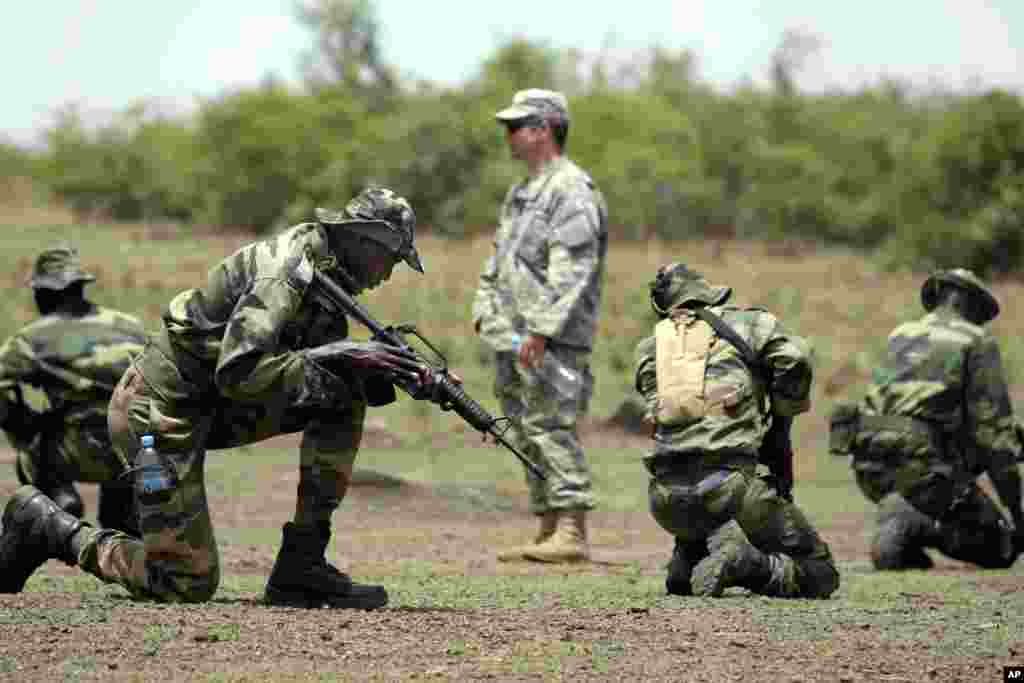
[654,312,716,426]
[829,401,860,456]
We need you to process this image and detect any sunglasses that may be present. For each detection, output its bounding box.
[505,118,544,134]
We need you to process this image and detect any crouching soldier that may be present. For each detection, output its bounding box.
[830,269,1022,570]
[0,188,443,608]
[0,244,147,534]
[634,263,839,598]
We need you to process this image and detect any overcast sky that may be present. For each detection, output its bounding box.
[4,1,1022,146]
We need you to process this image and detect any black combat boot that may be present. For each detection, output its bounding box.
[264,522,388,609]
[691,521,774,597]
[871,496,937,570]
[665,537,709,596]
[98,482,140,537]
[0,485,85,593]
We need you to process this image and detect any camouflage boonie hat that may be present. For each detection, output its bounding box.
[27,244,96,290]
[495,88,570,123]
[921,268,999,322]
[649,262,732,315]
[315,187,424,273]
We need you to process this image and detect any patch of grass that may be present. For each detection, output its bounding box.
[0,656,15,674]
[61,655,97,681]
[198,622,241,643]
[142,623,179,656]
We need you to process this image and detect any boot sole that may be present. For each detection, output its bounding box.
[263,584,388,610]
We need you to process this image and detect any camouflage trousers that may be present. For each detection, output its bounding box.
[73,360,366,603]
[647,457,839,598]
[13,419,126,488]
[873,487,1015,570]
[495,348,594,514]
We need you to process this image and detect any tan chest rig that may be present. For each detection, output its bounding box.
[654,309,719,426]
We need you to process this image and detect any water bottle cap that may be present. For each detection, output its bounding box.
[141,434,155,448]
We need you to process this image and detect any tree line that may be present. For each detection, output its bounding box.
[3,1,1023,276]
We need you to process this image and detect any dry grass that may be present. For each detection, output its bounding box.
[4,218,1024,478]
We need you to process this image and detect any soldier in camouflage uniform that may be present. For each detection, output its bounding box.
[634,264,838,598]
[473,89,608,563]
[0,245,147,534]
[0,188,436,608]
[833,269,1022,570]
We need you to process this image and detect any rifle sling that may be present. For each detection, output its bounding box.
[691,307,768,415]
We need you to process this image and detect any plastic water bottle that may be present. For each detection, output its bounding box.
[511,333,582,400]
[134,434,178,506]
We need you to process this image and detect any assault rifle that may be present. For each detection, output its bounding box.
[311,270,546,480]
[693,308,796,501]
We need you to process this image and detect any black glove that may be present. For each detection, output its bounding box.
[307,340,425,385]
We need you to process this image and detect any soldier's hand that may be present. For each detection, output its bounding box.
[308,340,425,384]
[517,333,547,369]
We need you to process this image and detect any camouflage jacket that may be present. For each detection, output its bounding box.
[138,222,354,414]
[860,307,1020,474]
[634,304,813,459]
[0,305,148,436]
[472,156,608,352]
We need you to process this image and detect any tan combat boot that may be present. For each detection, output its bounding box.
[497,511,558,562]
[522,510,590,563]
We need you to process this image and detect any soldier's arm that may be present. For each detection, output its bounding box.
[472,190,515,332]
[215,275,351,409]
[521,187,604,339]
[0,334,41,439]
[633,335,658,423]
[471,251,500,332]
[965,336,1023,528]
[753,311,813,416]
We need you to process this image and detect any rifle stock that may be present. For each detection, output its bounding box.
[311,271,546,480]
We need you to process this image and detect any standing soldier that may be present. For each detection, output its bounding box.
[831,269,1022,570]
[635,263,838,598]
[0,244,147,534]
[0,188,439,608]
[473,89,608,563]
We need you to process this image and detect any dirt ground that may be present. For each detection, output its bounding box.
[0,426,1017,682]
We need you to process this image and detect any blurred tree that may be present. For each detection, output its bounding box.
[294,0,397,109]
[192,82,329,230]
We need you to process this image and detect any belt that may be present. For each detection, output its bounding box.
[644,450,755,477]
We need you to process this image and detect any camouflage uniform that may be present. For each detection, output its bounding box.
[0,245,147,530]
[842,269,1021,570]
[474,90,607,561]
[0,189,426,605]
[634,264,838,598]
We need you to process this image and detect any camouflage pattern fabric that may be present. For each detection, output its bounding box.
[472,155,608,353]
[0,305,148,485]
[634,266,835,597]
[27,243,95,290]
[873,489,1015,569]
[647,463,838,598]
[633,303,813,459]
[858,308,1019,478]
[472,154,607,513]
[494,349,594,513]
[854,303,1021,568]
[83,222,369,602]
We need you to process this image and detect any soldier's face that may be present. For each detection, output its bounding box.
[362,242,400,290]
[504,120,545,160]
